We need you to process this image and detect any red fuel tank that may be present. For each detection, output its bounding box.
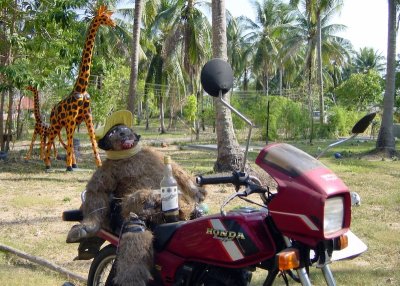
[165,209,276,268]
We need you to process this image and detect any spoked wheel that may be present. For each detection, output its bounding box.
[87,244,117,286]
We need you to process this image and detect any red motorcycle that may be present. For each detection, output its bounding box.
[64,59,371,286]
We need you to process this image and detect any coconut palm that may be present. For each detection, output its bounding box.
[289,0,344,124]
[249,0,294,96]
[376,0,399,156]
[127,0,144,116]
[352,47,386,74]
[211,0,243,172]
[151,0,211,137]
[226,15,255,90]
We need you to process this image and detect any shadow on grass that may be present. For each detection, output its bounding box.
[0,215,60,226]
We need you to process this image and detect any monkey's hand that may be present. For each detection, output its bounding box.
[189,180,207,203]
[66,223,100,243]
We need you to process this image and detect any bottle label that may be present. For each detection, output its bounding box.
[161,186,179,212]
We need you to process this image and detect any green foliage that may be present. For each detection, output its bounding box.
[231,94,309,140]
[334,70,384,110]
[200,102,215,128]
[326,106,362,137]
[183,94,197,125]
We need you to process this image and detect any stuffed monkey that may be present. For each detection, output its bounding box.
[66,110,206,286]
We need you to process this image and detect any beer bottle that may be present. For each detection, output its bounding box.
[160,156,179,222]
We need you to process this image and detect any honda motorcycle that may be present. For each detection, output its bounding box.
[63,59,372,286]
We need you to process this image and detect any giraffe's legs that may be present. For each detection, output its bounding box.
[52,142,57,159]
[44,127,59,169]
[25,131,37,160]
[85,114,102,167]
[40,133,47,160]
[65,124,77,171]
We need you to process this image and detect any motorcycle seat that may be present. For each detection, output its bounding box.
[153,221,185,251]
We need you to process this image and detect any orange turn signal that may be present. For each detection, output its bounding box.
[276,248,300,271]
[337,234,348,250]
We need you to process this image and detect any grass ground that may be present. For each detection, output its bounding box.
[0,128,399,285]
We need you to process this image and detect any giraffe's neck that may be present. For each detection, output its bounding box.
[72,19,101,94]
[31,88,41,123]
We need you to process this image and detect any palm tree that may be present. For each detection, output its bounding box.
[250,0,294,96]
[211,0,243,172]
[352,47,386,74]
[284,1,350,141]
[127,0,144,118]
[290,0,343,124]
[155,0,212,137]
[376,0,398,156]
[226,15,255,90]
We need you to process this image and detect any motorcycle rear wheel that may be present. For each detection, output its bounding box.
[87,244,117,286]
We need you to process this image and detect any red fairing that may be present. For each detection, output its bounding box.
[164,211,276,268]
[255,143,351,246]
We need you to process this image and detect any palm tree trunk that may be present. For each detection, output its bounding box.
[376,0,397,155]
[211,0,243,172]
[127,0,144,119]
[317,14,324,124]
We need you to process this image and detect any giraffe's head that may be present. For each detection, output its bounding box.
[26,85,37,92]
[95,5,116,28]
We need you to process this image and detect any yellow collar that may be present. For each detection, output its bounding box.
[105,142,142,160]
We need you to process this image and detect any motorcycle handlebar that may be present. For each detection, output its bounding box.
[62,209,83,222]
[196,171,248,187]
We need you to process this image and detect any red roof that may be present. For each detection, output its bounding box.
[20,97,35,110]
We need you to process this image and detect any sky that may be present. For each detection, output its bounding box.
[225,0,399,57]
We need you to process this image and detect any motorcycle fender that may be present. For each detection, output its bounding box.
[331,230,368,261]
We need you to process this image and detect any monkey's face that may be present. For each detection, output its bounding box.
[98,125,141,151]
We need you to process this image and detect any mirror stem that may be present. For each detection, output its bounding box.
[316,134,357,159]
[219,91,254,172]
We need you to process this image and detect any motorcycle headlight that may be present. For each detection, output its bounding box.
[324,196,344,236]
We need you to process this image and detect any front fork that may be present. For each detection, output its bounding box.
[283,236,337,286]
[295,265,336,286]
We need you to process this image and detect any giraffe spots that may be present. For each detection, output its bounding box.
[83,102,90,108]
[75,86,82,93]
[79,78,85,85]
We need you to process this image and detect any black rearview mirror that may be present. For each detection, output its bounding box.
[351,112,377,134]
[200,58,233,97]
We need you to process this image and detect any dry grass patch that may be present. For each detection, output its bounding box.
[0,139,399,285]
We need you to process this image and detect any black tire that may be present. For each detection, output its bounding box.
[62,209,83,221]
[196,267,251,286]
[87,244,117,286]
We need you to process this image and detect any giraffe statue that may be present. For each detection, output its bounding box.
[25,86,66,160]
[44,6,115,171]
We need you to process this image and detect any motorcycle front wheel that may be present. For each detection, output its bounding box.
[87,244,117,286]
